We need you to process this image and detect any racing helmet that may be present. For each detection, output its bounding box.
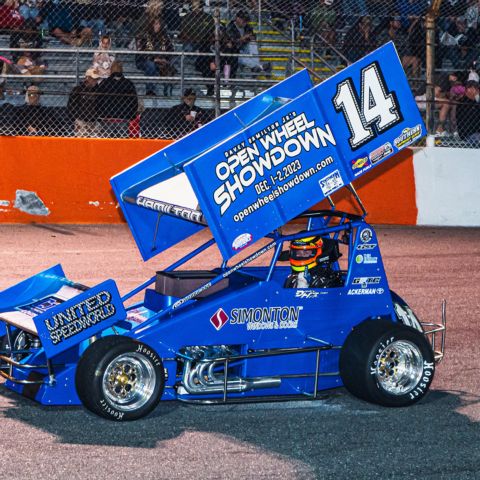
[289,236,324,272]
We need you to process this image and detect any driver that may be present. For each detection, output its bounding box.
[288,236,324,288]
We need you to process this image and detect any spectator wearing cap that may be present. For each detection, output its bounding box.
[456,80,480,143]
[67,67,100,137]
[168,88,208,138]
[95,61,138,138]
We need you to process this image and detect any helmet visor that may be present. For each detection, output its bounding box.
[290,247,317,260]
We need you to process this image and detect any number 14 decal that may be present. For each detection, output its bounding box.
[333,62,402,150]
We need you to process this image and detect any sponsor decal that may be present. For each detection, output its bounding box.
[230,306,302,330]
[350,156,371,177]
[347,287,385,295]
[136,196,205,224]
[362,253,378,264]
[43,291,116,346]
[394,124,422,150]
[352,276,381,288]
[360,228,373,243]
[357,243,376,251]
[295,290,321,299]
[356,253,377,264]
[210,308,229,331]
[369,142,393,164]
[232,233,253,251]
[319,169,344,196]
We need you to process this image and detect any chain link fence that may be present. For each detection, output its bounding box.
[0,0,479,145]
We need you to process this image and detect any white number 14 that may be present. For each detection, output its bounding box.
[333,62,401,149]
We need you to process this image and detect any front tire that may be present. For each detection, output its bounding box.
[339,319,435,407]
[75,336,165,421]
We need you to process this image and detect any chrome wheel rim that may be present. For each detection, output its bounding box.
[374,340,423,395]
[103,353,156,412]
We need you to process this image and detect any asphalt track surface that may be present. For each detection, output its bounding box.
[0,224,479,480]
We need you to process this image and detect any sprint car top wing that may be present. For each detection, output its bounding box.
[111,42,425,261]
[111,69,313,261]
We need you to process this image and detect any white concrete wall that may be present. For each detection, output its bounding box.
[414,147,480,226]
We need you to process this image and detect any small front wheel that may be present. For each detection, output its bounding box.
[75,336,165,421]
[339,319,435,407]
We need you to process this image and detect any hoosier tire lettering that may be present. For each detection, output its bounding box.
[340,319,435,407]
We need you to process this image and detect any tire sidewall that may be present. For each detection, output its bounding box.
[88,339,164,421]
[367,327,435,407]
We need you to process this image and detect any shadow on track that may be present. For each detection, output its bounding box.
[1,387,480,477]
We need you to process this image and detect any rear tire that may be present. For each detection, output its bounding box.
[339,319,435,407]
[75,336,165,421]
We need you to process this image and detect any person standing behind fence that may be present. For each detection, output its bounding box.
[67,67,100,137]
[95,60,138,138]
[456,79,480,143]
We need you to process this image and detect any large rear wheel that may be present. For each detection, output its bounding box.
[339,319,435,407]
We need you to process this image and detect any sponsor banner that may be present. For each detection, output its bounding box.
[184,42,425,259]
[210,306,303,331]
[34,280,126,358]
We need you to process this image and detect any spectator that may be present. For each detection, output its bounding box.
[0,0,24,32]
[135,18,176,97]
[456,79,480,142]
[396,0,429,26]
[15,49,46,76]
[374,14,407,53]
[71,0,105,39]
[179,1,215,95]
[342,15,376,63]
[18,84,45,135]
[110,14,133,48]
[168,88,207,137]
[91,34,114,80]
[178,0,214,52]
[465,0,480,30]
[37,0,91,46]
[304,0,337,46]
[18,0,41,21]
[440,16,477,69]
[95,60,138,138]
[402,15,424,78]
[341,0,367,25]
[67,67,100,137]
[9,17,43,63]
[226,11,271,77]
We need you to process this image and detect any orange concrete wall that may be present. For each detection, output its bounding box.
[0,137,416,224]
[0,136,171,223]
